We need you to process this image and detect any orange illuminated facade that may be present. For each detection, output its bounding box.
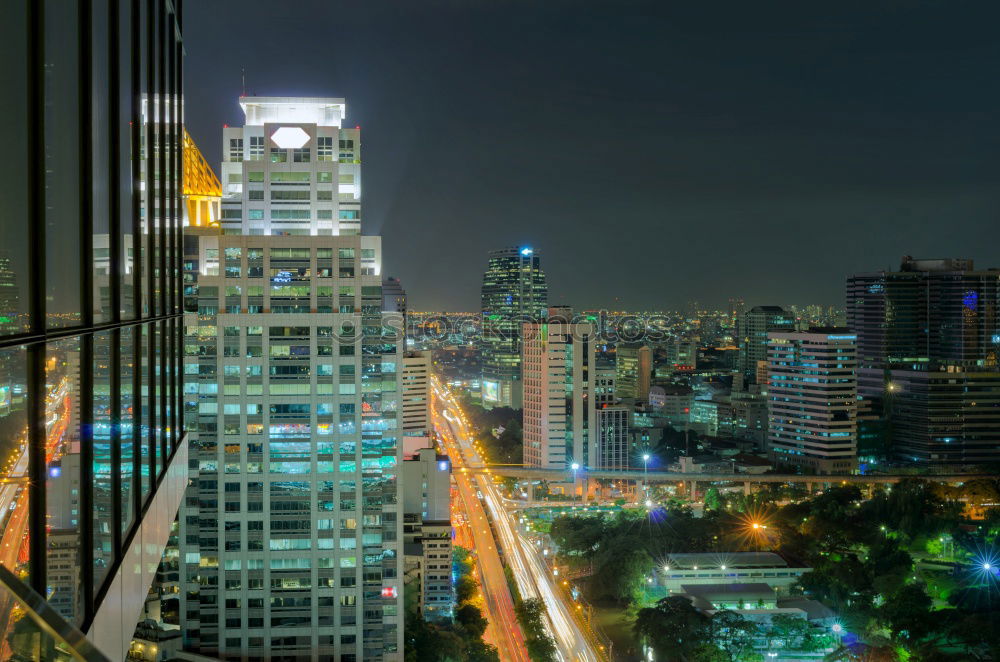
[182,129,221,226]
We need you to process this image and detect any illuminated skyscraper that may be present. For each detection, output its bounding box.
[178,98,403,661]
[521,319,596,469]
[847,257,1000,463]
[480,246,547,409]
[766,330,858,474]
[738,306,795,386]
[615,344,652,401]
[220,97,362,237]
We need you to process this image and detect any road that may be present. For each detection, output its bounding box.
[0,376,71,656]
[433,402,529,662]
[432,378,601,662]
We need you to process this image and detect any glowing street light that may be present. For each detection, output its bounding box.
[642,453,651,497]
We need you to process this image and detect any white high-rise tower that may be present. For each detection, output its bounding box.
[178,97,403,661]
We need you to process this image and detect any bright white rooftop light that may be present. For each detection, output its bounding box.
[271,126,310,149]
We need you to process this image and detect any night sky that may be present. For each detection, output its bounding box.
[185,0,1000,311]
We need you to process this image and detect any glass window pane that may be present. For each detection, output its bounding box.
[0,2,30,336]
[118,0,135,320]
[138,0,149,317]
[46,337,83,625]
[93,332,114,588]
[44,0,83,329]
[92,0,113,323]
[0,346,29,583]
[140,323,151,500]
[155,320,164,473]
[121,326,135,535]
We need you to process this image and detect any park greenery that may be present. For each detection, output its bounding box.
[548,478,1000,661]
[404,547,500,662]
[458,394,524,465]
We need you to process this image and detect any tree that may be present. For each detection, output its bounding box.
[865,537,912,597]
[455,603,488,639]
[464,640,501,662]
[704,488,723,511]
[456,574,478,605]
[593,543,653,604]
[635,596,712,661]
[879,583,936,643]
[711,611,759,661]
[765,613,829,652]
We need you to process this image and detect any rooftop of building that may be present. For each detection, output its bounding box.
[681,583,775,601]
[666,551,803,569]
[238,96,348,127]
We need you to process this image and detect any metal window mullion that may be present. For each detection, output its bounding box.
[78,0,98,627]
[131,0,141,323]
[145,0,154,319]
[79,334,95,627]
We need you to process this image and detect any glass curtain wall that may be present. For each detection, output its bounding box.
[0,0,184,636]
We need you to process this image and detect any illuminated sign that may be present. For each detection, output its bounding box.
[438,460,449,472]
[270,126,310,149]
[271,270,293,284]
[963,290,979,312]
[381,586,398,599]
[520,247,533,256]
[482,380,500,403]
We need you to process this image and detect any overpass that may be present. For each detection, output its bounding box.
[463,465,990,496]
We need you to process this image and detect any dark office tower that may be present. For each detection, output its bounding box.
[383,275,407,328]
[847,256,1000,464]
[0,2,187,660]
[737,306,795,386]
[480,246,547,409]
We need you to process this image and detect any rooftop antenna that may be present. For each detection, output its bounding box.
[241,67,246,97]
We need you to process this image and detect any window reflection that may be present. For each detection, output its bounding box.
[45,337,83,625]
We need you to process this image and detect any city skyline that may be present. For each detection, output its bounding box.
[2,3,999,662]
[184,0,1000,311]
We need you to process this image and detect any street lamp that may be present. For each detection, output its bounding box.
[642,453,650,497]
[571,462,580,501]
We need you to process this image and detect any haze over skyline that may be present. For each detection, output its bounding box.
[185,0,1000,311]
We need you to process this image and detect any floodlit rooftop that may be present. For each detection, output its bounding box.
[239,96,347,127]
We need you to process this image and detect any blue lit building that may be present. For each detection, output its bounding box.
[766,330,858,474]
[480,246,547,409]
[847,257,1000,464]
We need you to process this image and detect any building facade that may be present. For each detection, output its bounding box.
[595,406,630,470]
[738,306,795,386]
[766,330,858,473]
[847,257,1000,464]
[401,351,432,438]
[177,98,403,661]
[219,97,362,237]
[480,246,547,409]
[615,344,652,401]
[0,2,189,660]
[401,448,453,623]
[521,321,596,469]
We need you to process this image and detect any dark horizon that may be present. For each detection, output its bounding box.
[185,0,1000,311]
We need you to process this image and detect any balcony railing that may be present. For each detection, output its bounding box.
[0,565,109,661]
